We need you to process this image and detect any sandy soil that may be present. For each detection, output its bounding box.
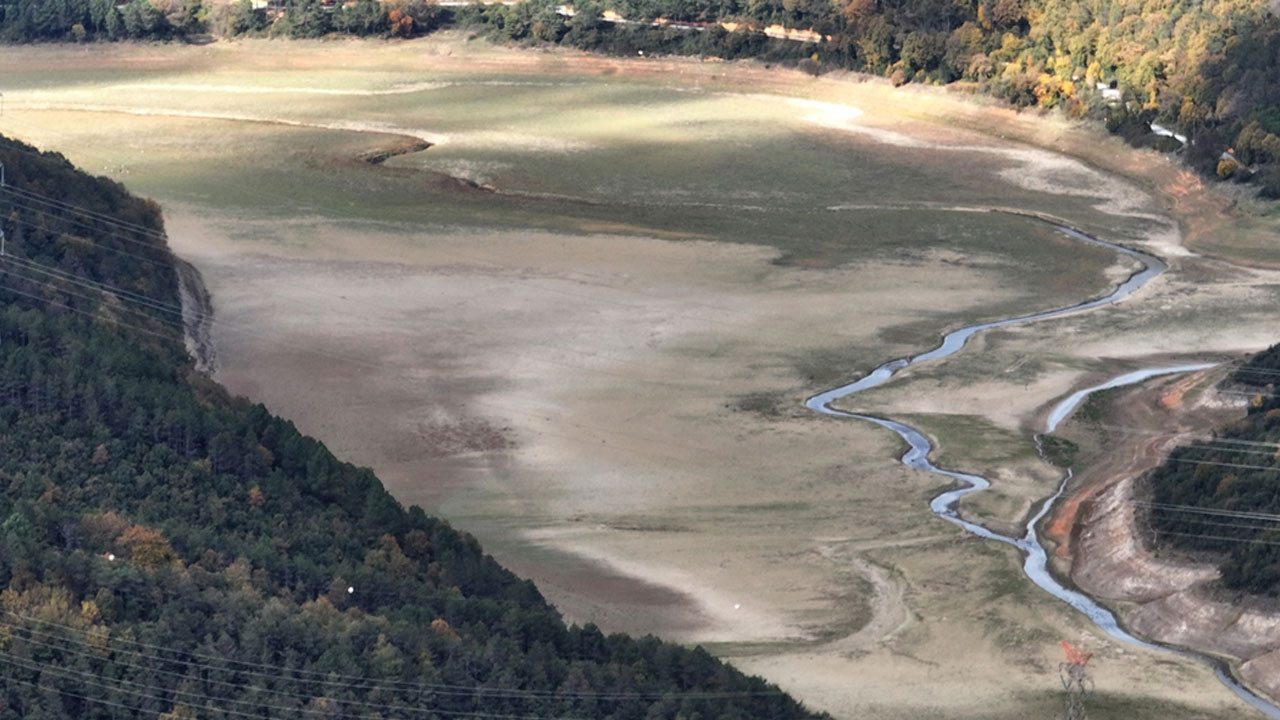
[7,36,1280,719]
[169,214,1034,646]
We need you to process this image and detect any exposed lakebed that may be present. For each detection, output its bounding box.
[806,215,1279,717]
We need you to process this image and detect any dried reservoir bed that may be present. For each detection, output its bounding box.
[4,36,1280,719]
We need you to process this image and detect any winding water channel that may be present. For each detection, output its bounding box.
[804,215,1280,717]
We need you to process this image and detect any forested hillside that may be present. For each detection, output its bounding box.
[1146,345,1280,595]
[461,0,1280,195]
[0,0,439,40]
[0,134,822,718]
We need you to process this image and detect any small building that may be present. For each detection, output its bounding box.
[1095,82,1122,103]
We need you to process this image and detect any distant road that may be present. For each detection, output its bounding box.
[433,1,823,41]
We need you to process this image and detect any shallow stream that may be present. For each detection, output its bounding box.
[804,216,1280,718]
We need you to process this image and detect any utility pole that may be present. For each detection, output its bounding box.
[1,160,5,256]
[1059,640,1095,720]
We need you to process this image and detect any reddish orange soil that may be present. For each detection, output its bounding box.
[1042,369,1224,562]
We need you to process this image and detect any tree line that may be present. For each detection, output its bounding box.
[460,0,1280,197]
[0,0,440,41]
[0,133,826,718]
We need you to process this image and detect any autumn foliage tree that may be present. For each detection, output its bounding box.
[389,8,413,36]
[118,524,179,570]
[386,0,439,36]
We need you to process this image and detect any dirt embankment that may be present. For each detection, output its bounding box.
[1043,372,1280,702]
[359,138,433,166]
[174,257,216,373]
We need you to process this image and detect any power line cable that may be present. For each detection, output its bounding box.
[0,271,736,463]
[5,215,178,271]
[0,608,988,699]
[4,621,783,702]
[0,669,173,719]
[0,246,705,381]
[0,182,171,245]
[1147,529,1280,548]
[1171,444,1279,459]
[0,645,626,720]
[1138,512,1280,534]
[1,610,796,701]
[1217,389,1280,400]
[2,253,188,315]
[1,205,172,265]
[0,193,804,384]
[0,181,168,233]
[0,652,309,720]
[0,276,179,344]
[1163,455,1280,474]
[0,184,169,245]
[1219,364,1280,379]
[12,221,1275,482]
[0,254,778,461]
[1134,501,1280,523]
[0,163,755,325]
[18,236,1272,524]
[0,258,177,319]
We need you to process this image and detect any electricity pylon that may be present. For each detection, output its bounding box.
[1059,640,1095,720]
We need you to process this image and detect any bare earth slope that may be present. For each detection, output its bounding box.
[1045,373,1280,706]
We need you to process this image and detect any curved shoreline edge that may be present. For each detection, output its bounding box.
[803,214,1280,718]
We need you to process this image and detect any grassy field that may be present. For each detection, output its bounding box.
[1,34,1277,720]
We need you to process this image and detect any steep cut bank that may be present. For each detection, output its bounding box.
[1149,345,1280,594]
[174,257,216,373]
[0,135,823,718]
[1044,366,1280,711]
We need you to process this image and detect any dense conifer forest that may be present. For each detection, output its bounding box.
[0,134,822,718]
[1147,346,1280,596]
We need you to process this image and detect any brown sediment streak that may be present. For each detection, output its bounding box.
[14,102,449,146]
[360,140,434,165]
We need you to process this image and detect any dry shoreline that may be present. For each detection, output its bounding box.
[961,76,1280,704]
[7,37,1280,719]
[179,61,1280,717]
